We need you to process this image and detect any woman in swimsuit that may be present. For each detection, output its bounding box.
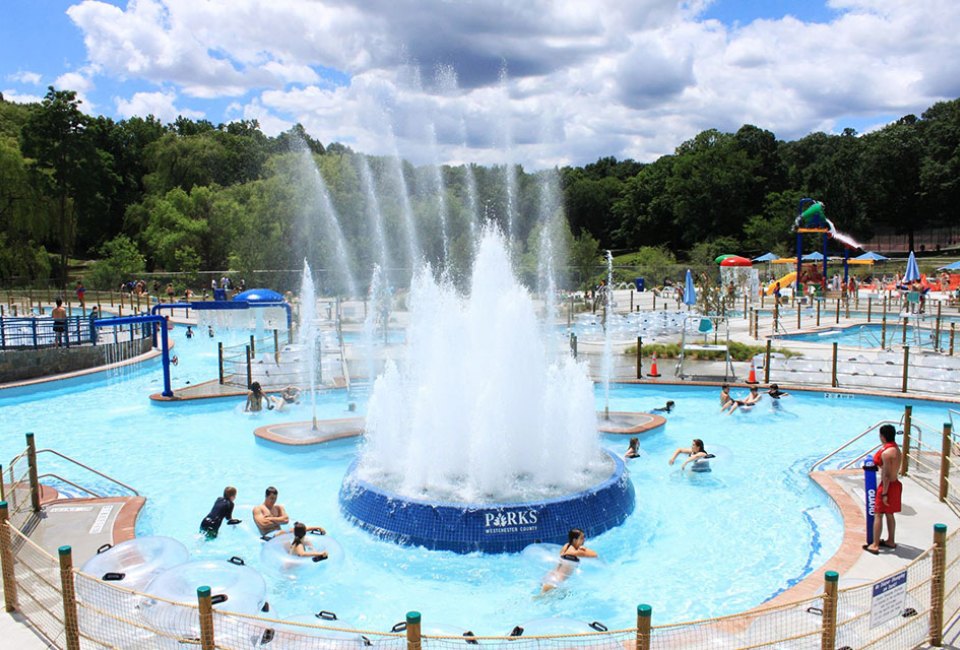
[668,438,710,470]
[541,528,597,593]
[245,381,266,412]
[625,437,641,459]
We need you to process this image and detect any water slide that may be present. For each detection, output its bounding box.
[765,271,797,295]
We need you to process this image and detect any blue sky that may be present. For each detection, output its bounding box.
[2,1,957,168]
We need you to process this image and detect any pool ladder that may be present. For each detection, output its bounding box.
[808,415,918,472]
[5,447,139,500]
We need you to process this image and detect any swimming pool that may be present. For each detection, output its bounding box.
[776,323,951,349]
[1,324,955,633]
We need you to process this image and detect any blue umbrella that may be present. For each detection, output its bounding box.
[801,251,825,262]
[752,252,779,262]
[938,261,960,271]
[854,251,889,262]
[903,251,920,283]
[683,269,696,308]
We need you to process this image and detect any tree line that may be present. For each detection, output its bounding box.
[1,87,958,291]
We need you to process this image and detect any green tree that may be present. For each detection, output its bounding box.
[87,234,146,289]
[20,87,115,283]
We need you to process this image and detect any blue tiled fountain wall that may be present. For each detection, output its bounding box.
[339,450,636,553]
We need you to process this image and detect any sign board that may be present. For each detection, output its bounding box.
[870,570,907,628]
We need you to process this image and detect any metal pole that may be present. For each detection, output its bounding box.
[902,346,910,393]
[831,342,839,388]
[881,316,887,349]
[636,337,642,379]
[867,297,872,322]
[901,405,913,476]
[245,345,252,388]
[218,343,224,385]
[930,523,948,645]
[820,571,839,650]
[951,323,956,356]
[939,423,953,502]
[58,546,81,650]
[197,586,215,650]
[26,433,40,514]
[636,604,652,650]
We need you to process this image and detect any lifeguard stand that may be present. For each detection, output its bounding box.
[675,315,735,381]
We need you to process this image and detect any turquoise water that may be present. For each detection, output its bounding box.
[1,325,955,633]
[777,323,951,349]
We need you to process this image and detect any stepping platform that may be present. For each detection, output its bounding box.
[254,417,365,447]
[596,411,666,434]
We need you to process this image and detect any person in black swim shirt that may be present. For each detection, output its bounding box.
[767,384,789,399]
[541,528,598,593]
[199,486,241,539]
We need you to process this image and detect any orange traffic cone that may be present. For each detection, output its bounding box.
[746,359,758,384]
[647,352,662,378]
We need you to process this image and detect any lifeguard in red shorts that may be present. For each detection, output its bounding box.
[864,424,902,554]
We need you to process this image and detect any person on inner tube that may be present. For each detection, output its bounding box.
[276,521,328,561]
[624,437,642,459]
[669,438,711,470]
[725,385,761,414]
[541,528,597,593]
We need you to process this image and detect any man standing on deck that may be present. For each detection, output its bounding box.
[864,425,902,554]
[253,486,289,537]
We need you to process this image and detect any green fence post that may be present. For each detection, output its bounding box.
[197,586,215,650]
[58,546,81,650]
[636,604,652,650]
[821,571,839,650]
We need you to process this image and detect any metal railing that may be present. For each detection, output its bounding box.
[0,316,95,350]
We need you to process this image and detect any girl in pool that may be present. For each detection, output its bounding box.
[283,522,328,561]
[724,386,761,414]
[245,381,266,412]
[668,438,709,470]
[625,437,642,459]
[541,528,597,593]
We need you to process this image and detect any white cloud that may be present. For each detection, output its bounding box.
[0,89,45,104]
[53,69,98,112]
[61,0,960,167]
[8,71,42,85]
[115,90,204,122]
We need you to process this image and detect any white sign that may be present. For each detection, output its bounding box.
[870,570,907,628]
[88,505,115,535]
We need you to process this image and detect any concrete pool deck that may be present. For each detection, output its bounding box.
[3,470,960,648]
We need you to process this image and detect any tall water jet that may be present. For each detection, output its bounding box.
[426,123,450,267]
[536,170,564,341]
[340,228,635,553]
[498,66,518,245]
[601,250,615,419]
[299,261,319,429]
[300,151,359,298]
[359,157,393,289]
[387,151,420,279]
[360,265,388,385]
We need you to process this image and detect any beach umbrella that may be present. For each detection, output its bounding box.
[801,251,825,262]
[752,252,779,262]
[854,251,889,262]
[683,269,696,308]
[938,261,960,271]
[904,251,921,282]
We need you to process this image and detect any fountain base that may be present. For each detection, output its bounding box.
[338,450,634,554]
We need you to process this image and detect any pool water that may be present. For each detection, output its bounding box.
[777,323,951,349]
[1,324,955,633]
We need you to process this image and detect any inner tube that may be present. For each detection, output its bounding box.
[141,559,267,637]
[79,536,189,594]
[509,618,607,636]
[260,533,344,574]
[264,613,368,646]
